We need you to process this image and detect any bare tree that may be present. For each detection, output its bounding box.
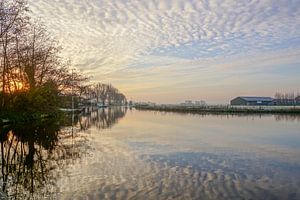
[274,91,299,105]
[94,83,108,105]
[82,83,127,106]
[0,0,28,108]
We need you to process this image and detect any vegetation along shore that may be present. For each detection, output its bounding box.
[135,104,300,115]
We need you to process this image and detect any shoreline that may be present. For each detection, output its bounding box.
[135,105,300,115]
[0,111,63,126]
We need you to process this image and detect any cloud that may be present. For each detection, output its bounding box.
[28,0,300,102]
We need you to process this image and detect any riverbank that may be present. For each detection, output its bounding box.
[135,104,300,114]
[0,111,63,126]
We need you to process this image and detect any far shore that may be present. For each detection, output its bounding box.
[135,104,300,115]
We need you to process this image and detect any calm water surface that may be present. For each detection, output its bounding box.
[1,108,300,200]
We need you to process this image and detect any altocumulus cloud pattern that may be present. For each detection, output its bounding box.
[29,0,300,103]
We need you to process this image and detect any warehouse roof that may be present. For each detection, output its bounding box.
[238,96,274,102]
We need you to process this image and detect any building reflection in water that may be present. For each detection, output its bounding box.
[0,107,127,199]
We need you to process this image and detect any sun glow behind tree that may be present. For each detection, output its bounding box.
[0,0,87,113]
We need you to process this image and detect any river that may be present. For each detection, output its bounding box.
[1,107,300,200]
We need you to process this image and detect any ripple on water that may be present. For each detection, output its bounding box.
[56,137,300,200]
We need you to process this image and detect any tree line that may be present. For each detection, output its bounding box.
[274,92,300,105]
[79,83,127,106]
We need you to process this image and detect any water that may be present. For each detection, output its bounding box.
[1,108,300,200]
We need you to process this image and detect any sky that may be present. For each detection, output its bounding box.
[29,0,300,104]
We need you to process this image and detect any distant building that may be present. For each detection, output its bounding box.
[180,100,193,106]
[195,100,206,106]
[230,96,274,106]
[180,100,206,107]
[185,100,193,105]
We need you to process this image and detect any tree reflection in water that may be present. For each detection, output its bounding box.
[76,107,127,131]
[0,107,127,199]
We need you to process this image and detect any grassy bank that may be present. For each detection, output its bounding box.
[135,105,300,115]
